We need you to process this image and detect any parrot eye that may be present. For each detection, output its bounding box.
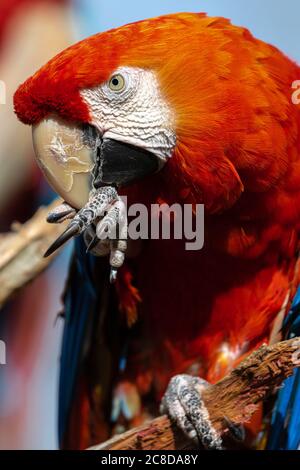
[108,74,126,92]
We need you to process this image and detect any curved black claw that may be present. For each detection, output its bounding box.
[86,233,99,253]
[110,267,118,284]
[47,208,75,224]
[44,222,80,257]
[222,416,245,442]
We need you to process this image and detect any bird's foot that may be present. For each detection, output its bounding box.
[45,186,128,282]
[160,374,223,450]
[84,197,128,282]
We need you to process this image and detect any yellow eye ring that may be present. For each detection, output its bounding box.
[108,74,126,92]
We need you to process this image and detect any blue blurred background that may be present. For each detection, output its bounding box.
[75,0,300,62]
[0,0,299,449]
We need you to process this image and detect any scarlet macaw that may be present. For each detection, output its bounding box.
[14,13,300,449]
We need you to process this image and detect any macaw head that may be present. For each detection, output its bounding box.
[14,18,175,208]
[15,12,289,216]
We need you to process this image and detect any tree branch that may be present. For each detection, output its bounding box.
[90,338,300,450]
[0,199,67,307]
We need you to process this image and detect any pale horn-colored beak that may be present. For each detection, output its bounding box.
[32,115,99,209]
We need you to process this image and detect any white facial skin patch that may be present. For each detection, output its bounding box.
[80,66,176,164]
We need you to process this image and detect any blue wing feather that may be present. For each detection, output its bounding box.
[58,236,98,447]
[267,286,300,450]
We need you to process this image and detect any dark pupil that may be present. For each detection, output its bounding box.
[112,78,119,86]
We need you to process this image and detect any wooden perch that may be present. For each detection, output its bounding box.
[0,199,67,307]
[91,338,300,450]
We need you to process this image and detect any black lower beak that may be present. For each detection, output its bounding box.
[92,138,159,188]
